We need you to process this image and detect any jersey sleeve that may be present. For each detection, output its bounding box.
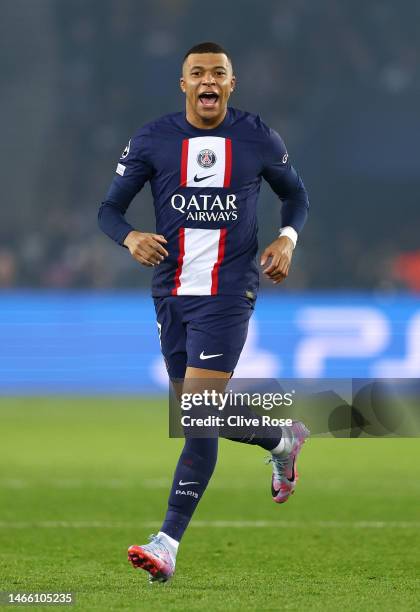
[98,130,154,246]
[261,126,309,235]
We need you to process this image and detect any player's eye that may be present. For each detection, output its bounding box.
[191,71,200,76]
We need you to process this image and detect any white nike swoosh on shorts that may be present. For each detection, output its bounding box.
[199,351,223,360]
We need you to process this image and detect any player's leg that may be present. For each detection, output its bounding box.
[183,295,284,449]
[127,436,218,583]
[184,295,310,503]
[128,296,190,582]
[154,368,229,569]
[129,368,227,582]
[184,367,282,450]
[128,300,226,582]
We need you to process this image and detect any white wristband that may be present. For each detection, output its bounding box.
[279,226,298,248]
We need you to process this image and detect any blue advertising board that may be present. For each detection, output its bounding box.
[0,292,419,394]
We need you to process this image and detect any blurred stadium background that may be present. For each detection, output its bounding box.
[1,0,420,390]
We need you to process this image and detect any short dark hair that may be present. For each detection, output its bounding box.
[183,42,232,65]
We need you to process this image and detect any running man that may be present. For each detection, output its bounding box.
[98,41,310,583]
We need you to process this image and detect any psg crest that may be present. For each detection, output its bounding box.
[197,149,217,168]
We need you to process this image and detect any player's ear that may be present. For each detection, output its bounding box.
[180,77,186,94]
[230,75,236,93]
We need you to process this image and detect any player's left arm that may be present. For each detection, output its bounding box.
[260,127,309,284]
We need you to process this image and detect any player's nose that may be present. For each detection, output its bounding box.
[202,72,216,85]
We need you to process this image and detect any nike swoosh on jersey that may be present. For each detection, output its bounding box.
[193,174,216,182]
[179,480,200,486]
[199,351,223,360]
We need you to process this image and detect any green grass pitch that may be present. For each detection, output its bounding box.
[0,398,419,611]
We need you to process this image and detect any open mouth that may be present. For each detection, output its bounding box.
[198,92,219,108]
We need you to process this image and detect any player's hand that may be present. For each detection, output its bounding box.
[260,236,294,284]
[123,231,169,267]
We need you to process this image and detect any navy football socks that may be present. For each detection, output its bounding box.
[161,437,218,542]
[222,400,282,451]
[160,399,282,544]
[225,429,281,452]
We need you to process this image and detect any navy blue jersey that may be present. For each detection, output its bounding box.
[98,107,309,297]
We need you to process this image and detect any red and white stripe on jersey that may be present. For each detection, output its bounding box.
[172,227,227,295]
[180,136,232,188]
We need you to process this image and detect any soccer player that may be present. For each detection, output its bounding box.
[98,42,310,583]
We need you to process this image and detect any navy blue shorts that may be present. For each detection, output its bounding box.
[153,295,255,379]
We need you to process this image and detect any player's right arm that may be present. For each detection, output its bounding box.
[98,131,168,267]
